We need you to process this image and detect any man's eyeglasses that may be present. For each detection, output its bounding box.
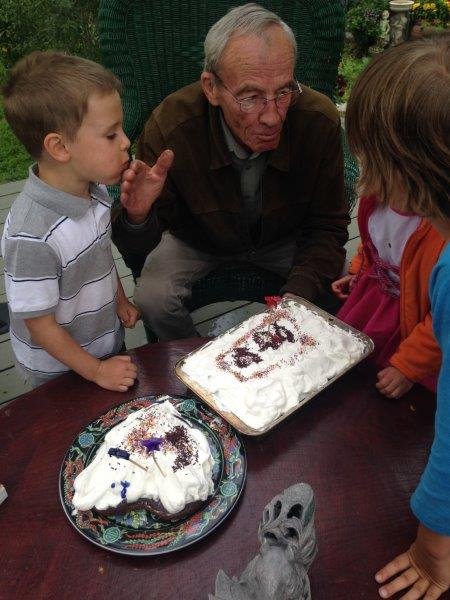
[212,72,302,114]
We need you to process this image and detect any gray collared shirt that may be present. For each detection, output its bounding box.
[1,165,123,382]
[220,114,267,233]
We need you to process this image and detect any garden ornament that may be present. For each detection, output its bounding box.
[379,11,391,48]
[369,10,392,55]
[209,483,317,600]
[389,1,414,45]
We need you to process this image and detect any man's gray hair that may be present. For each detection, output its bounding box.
[203,3,297,73]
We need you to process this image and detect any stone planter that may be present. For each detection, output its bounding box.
[389,0,414,11]
[389,0,414,45]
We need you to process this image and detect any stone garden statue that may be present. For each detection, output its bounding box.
[209,483,317,600]
[369,10,391,55]
[379,10,391,48]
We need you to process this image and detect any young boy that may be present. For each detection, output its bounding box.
[1,51,139,391]
[345,35,450,598]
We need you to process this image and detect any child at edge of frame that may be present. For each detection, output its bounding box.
[332,191,445,399]
[1,51,140,391]
[344,34,450,598]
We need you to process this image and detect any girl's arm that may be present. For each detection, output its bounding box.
[380,312,440,399]
[389,312,441,383]
[348,242,370,275]
[388,226,446,384]
[331,241,370,299]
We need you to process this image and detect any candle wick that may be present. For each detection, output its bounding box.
[152,452,165,476]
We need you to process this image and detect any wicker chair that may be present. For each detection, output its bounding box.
[97,0,357,336]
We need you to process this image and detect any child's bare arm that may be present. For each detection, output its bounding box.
[376,524,450,598]
[24,314,137,391]
[331,274,356,300]
[116,277,140,328]
[376,366,413,399]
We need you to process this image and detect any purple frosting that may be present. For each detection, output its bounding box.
[140,437,164,452]
[108,447,130,460]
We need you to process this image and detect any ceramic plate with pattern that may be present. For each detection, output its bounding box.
[59,395,246,556]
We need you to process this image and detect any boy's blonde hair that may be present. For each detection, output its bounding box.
[2,51,122,158]
[346,34,449,219]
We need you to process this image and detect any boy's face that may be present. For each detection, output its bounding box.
[65,91,130,186]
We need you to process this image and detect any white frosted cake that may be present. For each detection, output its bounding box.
[72,398,214,518]
[181,300,367,432]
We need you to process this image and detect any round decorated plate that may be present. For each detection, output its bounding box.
[59,395,246,556]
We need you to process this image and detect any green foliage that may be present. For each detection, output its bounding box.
[346,0,390,55]
[337,53,372,102]
[411,0,450,24]
[0,0,100,68]
[0,99,32,183]
[0,0,100,182]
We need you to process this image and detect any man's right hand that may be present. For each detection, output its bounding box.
[120,150,174,224]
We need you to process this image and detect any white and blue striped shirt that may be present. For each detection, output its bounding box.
[1,166,124,381]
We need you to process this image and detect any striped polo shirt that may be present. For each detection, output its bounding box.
[1,166,124,381]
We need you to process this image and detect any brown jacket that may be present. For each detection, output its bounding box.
[112,82,349,300]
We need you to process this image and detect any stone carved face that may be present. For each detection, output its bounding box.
[259,484,317,566]
[210,483,317,600]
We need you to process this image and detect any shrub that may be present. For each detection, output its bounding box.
[346,0,390,55]
[337,54,372,102]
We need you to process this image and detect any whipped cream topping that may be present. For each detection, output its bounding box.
[72,398,214,515]
[182,300,366,431]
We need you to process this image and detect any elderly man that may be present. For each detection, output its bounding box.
[115,3,349,341]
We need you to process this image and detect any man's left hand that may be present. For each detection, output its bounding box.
[283,292,301,302]
[120,151,174,224]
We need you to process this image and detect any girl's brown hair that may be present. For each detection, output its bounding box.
[346,34,449,219]
[2,51,122,158]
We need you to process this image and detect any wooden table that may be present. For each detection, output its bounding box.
[0,339,444,600]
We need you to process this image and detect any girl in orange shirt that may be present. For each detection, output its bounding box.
[332,194,444,399]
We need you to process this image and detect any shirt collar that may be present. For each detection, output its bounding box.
[23,165,111,219]
[219,112,261,160]
[208,103,290,172]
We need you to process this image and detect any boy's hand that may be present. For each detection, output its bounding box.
[375,524,450,598]
[376,366,413,399]
[120,151,174,224]
[117,298,140,328]
[94,355,137,392]
[331,274,356,300]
